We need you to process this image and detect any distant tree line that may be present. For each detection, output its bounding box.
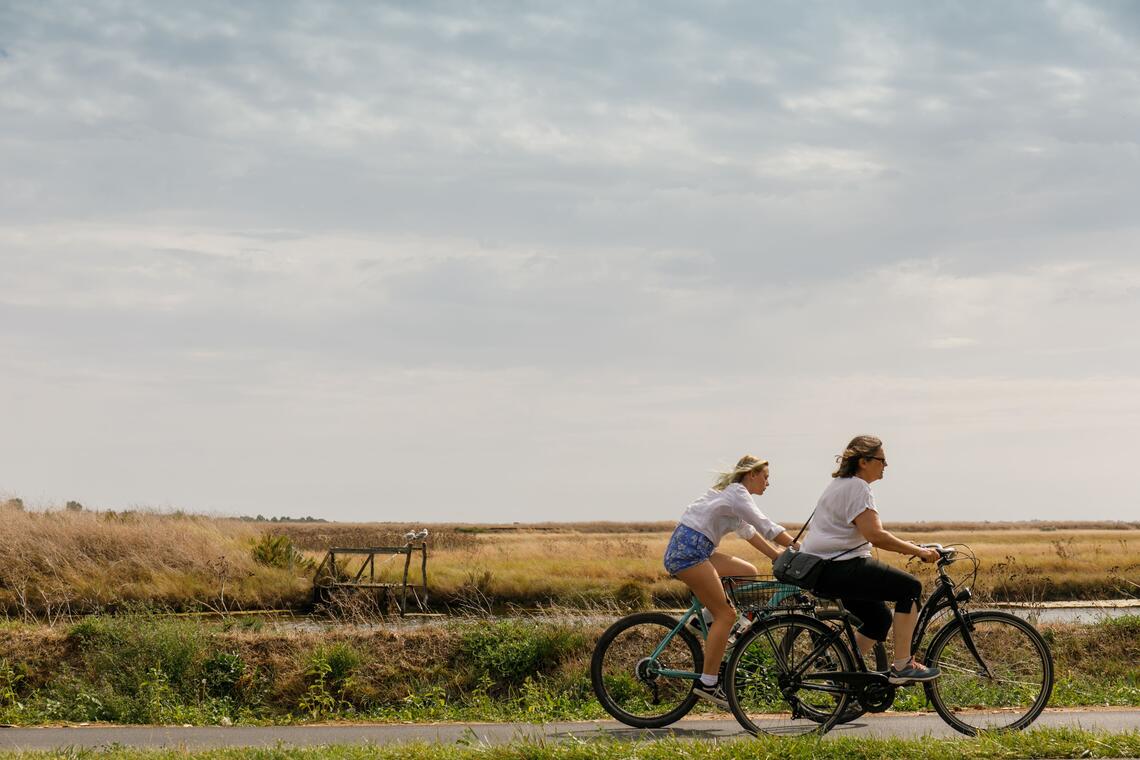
[240,514,328,523]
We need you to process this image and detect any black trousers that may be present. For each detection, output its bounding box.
[812,556,923,642]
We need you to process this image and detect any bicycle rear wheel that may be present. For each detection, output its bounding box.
[726,614,853,736]
[590,612,703,728]
[924,610,1054,735]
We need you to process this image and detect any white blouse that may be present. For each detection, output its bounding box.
[678,483,786,546]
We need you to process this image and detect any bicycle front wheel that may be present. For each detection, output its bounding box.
[590,612,703,728]
[726,614,853,736]
[924,610,1054,735]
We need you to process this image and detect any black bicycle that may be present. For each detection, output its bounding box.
[590,576,888,728]
[724,544,1054,736]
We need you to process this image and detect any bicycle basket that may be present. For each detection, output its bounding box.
[723,575,806,612]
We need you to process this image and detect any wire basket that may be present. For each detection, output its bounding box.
[722,574,806,613]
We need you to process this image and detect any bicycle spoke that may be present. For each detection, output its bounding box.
[925,612,1053,735]
[591,612,703,728]
[726,616,852,737]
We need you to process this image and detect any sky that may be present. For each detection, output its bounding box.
[2,1,1139,524]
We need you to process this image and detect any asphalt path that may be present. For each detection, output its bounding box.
[1,709,1138,750]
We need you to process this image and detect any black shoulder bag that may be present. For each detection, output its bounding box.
[772,511,869,590]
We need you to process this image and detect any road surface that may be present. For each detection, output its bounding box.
[2,708,1139,750]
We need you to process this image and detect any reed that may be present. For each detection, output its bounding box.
[1,500,1136,617]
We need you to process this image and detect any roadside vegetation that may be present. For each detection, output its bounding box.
[0,500,1137,619]
[0,613,1137,726]
[2,729,1140,760]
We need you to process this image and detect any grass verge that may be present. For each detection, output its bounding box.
[1,728,1140,759]
[0,614,1137,726]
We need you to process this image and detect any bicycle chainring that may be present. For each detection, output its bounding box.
[858,681,896,713]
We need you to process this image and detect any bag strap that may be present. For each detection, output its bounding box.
[789,510,869,559]
[790,510,815,545]
[827,540,871,561]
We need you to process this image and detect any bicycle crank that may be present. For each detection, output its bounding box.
[857,681,896,713]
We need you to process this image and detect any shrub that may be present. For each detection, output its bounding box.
[251,534,314,572]
[299,643,362,717]
[457,621,587,690]
[202,651,245,699]
[66,613,206,701]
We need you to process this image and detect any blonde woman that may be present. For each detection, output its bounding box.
[663,455,799,706]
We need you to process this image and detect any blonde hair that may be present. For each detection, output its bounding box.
[712,454,769,491]
[832,435,883,478]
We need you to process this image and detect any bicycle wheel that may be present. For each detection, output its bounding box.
[923,610,1054,735]
[726,614,853,736]
[590,612,703,728]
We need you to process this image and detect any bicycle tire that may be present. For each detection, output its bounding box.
[590,611,703,728]
[725,613,853,736]
[923,610,1054,735]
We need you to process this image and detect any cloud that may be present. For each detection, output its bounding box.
[2,2,1140,520]
[928,337,978,350]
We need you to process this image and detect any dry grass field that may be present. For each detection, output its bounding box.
[1,501,1137,618]
[283,521,1139,608]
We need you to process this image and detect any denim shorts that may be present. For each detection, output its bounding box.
[663,524,715,575]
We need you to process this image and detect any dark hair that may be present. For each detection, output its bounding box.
[832,435,883,478]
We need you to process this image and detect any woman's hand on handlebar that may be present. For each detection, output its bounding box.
[915,546,940,563]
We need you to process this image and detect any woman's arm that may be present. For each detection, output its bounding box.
[746,532,783,561]
[852,509,938,561]
[726,484,791,548]
[771,530,799,549]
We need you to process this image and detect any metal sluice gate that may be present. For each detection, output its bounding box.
[312,530,429,615]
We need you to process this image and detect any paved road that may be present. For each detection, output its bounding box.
[2,709,1138,750]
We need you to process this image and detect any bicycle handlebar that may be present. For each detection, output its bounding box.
[917,543,957,564]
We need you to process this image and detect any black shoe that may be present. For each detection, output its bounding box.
[691,681,729,709]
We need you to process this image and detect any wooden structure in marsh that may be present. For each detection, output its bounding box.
[312,531,429,615]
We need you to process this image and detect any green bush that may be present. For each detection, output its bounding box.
[457,621,587,689]
[300,643,363,717]
[251,534,315,572]
[65,613,207,717]
[202,651,246,699]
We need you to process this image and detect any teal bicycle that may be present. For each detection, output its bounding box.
[590,575,888,728]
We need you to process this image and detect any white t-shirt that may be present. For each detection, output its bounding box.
[678,483,786,547]
[799,477,875,560]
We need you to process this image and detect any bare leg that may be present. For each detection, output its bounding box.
[892,609,919,662]
[708,553,758,578]
[854,630,878,657]
[673,560,735,679]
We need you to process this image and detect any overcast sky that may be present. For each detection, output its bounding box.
[2,1,1139,524]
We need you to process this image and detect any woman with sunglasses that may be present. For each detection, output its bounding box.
[662,455,800,707]
[799,435,941,684]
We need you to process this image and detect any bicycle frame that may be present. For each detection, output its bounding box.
[778,549,987,699]
[910,559,992,677]
[651,578,802,681]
